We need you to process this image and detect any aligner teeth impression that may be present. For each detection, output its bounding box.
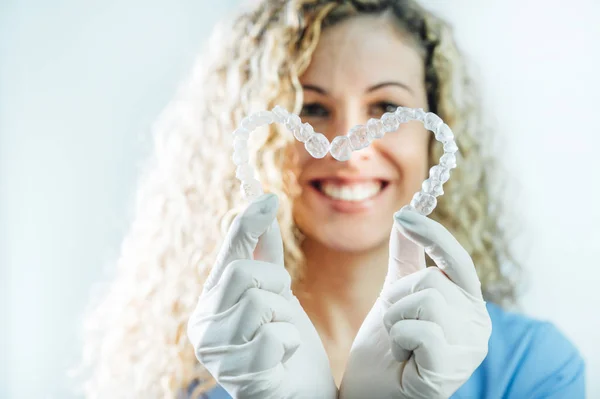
[233,105,457,216]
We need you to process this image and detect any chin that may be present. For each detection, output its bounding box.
[293,206,396,254]
[314,228,390,253]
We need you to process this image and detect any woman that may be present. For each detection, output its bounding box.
[78,0,585,398]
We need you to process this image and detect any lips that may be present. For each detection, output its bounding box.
[312,179,385,201]
[321,180,382,202]
[307,175,391,208]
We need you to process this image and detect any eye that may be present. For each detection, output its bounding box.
[369,101,401,117]
[300,102,330,118]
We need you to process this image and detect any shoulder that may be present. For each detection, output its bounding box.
[454,302,586,398]
[181,380,231,399]
[485,302,582,366]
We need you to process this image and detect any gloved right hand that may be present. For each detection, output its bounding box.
[187,193,338,399]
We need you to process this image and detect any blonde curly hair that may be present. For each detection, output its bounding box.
[75,0,521,397]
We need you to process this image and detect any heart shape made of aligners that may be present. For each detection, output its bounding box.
[231,106,458,216]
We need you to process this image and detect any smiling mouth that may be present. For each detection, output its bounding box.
[310,179,390,202]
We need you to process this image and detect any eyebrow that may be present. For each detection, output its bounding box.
[302,81,413,95]
[302,84,328,95]
[367,81,413,94]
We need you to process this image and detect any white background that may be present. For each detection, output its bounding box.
[1,1,598,398]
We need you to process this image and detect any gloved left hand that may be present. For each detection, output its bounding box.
[339,206,492,399]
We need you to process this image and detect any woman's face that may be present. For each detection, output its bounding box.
[292,15,431,253]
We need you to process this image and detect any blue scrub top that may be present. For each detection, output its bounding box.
[190,302,585,398]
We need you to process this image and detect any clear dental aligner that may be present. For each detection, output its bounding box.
[232,106,458,216]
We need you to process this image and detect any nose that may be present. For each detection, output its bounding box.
[328,109,377,161]
[348,137,377,161]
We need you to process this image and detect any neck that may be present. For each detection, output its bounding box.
[293,238,389,340]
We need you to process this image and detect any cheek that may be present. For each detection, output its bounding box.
[379,125,430,186]
[283,142,311,198]
[293,141,312,167]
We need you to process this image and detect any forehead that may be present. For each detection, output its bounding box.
[300,15,425,92]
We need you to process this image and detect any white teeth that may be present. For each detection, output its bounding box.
[320,181,382,202]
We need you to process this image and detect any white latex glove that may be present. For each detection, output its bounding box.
[339,206,492,399]
[187,193,337,399]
